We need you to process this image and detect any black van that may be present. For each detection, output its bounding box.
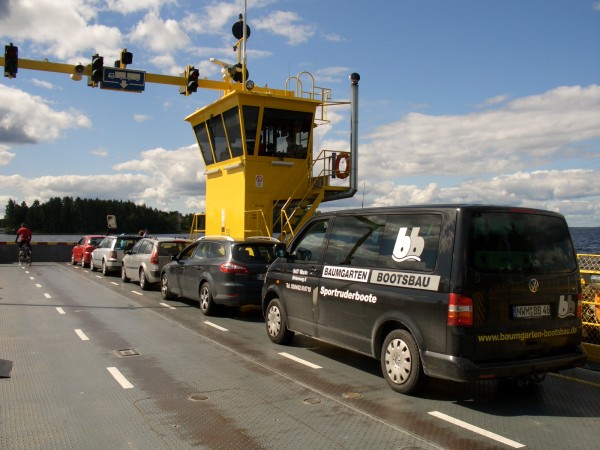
[262,205,586,394]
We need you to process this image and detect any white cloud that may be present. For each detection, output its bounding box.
[0,145,16,166]
[31,79,55,90]
[361,85,600,179]
[105,0,176,15]
[0,85,91,144]
[129,11,190,53]
[134,114,151,122]
[0,0,122,60]
[253,11,316,45]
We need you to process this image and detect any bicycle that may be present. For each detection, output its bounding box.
[18,245,32,266]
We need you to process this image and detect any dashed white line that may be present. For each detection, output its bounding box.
[204,321,228,331]
[279,352,322,369]
[110,282,119,286]
[131,291,143,296]
[95,275,103,279]
[428,411,524,448]
[35,283,42,288]
[159,302,176,310]
[56,307,65,315]
[43,293,52,299]
[29,276,34,280]
[107,367,134,389]
[74,329,89,341]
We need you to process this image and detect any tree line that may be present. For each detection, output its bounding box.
[2,197,195,235]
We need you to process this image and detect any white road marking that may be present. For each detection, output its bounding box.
[56,307,65,315]
[74,329,89,341]
[43,293,52,299]
[110,282,119,286]
[159,302,176,310]
[131,291,143,296]
[95,275,103,279]
[107,367,134,389]
[428,411,524,448]
[204,321,228,331]
[35,283,42,288]
[279,352,322,369]
[29,276,34,280]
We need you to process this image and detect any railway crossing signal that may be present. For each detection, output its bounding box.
[4,43,18,78]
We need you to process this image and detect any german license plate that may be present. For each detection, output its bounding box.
[513,304,550,319]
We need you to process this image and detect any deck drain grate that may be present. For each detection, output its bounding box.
[117,349,140,357]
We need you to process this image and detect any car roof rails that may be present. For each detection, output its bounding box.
[245,236,280,243]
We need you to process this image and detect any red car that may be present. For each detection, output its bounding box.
[71,235,105,267]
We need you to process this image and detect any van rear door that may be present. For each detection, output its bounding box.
[461,210,582,364]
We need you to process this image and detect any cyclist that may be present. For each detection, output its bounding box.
[15,223,32,260]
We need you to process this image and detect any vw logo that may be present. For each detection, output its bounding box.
[528,278,539,293]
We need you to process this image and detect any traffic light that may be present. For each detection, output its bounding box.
[181,65,199,96]
[119,49,132,68]
[4,43,18,78]
[91,54,104,83]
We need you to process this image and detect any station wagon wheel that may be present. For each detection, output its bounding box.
[121,264,129,283]
[70,254,76,265]
[266,297,294,345]
[139,268,149,290]
[90,259,97,272]
[161,274,175,300]
[102,260,109,276]
[381,329,426,395]
[199,282,216,316]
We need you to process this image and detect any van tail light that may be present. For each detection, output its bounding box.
[219,262,250,274]
[150,247,159,265]
[448,293,473,326]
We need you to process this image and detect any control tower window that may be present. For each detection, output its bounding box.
[259,108,312,159]
[242,106,259,155]
[223,107,243,158]
[208,115,231,162]
[194,122,214,165]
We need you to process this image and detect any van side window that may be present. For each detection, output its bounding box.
[290,219,329,262]
[324,215,384,266]
[378,214,441,271]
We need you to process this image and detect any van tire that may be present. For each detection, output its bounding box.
[381,329,425,395]
[266,298,294,345]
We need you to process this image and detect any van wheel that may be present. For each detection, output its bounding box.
[266,298,294,345]
[199,282,216,316]
[381,329,426,395]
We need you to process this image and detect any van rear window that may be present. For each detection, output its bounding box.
[470,212,577,273]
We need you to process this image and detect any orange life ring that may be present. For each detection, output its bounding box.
[334,152,351,179]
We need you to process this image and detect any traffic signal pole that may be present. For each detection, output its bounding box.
[0,54,290,96]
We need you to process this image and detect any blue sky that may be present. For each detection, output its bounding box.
[1,0,600,226]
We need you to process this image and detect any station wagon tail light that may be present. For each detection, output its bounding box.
[448,293,473,326]
[219,262,250,274]
[150,247,159,264]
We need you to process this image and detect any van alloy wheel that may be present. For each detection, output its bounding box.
[266,298,294,344]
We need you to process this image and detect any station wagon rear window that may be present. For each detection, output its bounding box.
[470,212,577,273]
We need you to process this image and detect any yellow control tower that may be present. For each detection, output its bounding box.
[186,17,360,241]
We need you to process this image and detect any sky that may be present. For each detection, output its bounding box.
[1,0,600,226]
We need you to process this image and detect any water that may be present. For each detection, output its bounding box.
[1,228,599,253]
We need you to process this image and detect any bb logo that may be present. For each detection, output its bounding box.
[392,227,424,262]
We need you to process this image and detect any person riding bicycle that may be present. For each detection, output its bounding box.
[15,223,32,255]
